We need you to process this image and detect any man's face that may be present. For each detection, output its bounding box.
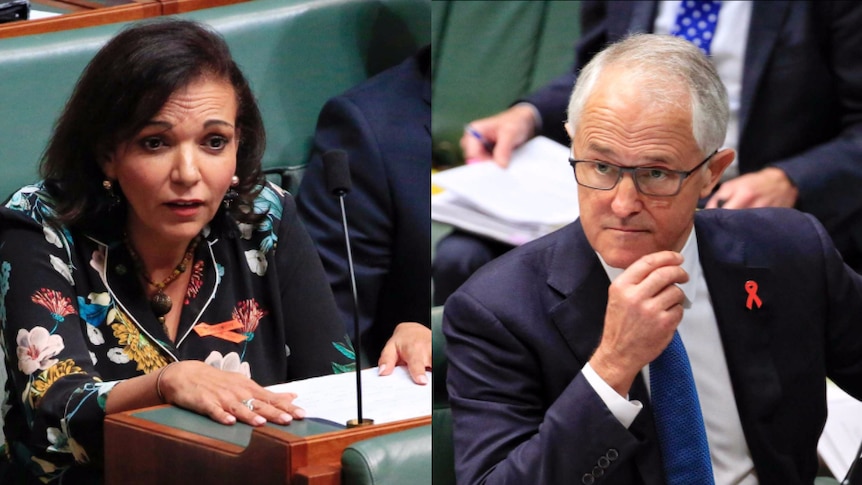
[571,67,726,269]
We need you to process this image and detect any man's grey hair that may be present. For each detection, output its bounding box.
[566,33,729,155]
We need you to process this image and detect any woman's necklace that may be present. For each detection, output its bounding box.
[124,234,201,334]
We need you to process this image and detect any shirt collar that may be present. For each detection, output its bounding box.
[597,228,700,309]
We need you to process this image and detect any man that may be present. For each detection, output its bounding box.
[444,34,862,484]
[435,1,862,305]
[297,46,431,384]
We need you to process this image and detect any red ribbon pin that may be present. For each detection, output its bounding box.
[745,280,762,310]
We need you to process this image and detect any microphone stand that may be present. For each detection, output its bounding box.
[338,192,373,428]
[325,148,373,428]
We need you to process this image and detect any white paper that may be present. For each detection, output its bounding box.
[267,366,431,426]
[818,381,862,479]
[29,10,63,20]
[432,136,578,245]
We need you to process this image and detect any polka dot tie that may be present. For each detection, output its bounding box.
[650,331,715,485]
[670,0,722,56]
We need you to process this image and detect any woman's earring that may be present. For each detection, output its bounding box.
[103,179,120,209]
[223,175,240,209]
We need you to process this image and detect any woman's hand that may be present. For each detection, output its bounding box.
[159,360,305,426]
[377,322,432,385]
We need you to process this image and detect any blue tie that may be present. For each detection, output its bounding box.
[650,332,715,484]
[670,0,722,56]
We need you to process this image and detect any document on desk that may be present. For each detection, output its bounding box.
[431,136,578,245]
[266,366,432,427]
[818,380,862,479]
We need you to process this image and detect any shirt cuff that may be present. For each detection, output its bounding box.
[582,362,643,429]
[513,102,542,135]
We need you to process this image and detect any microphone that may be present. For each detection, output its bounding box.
[324,149,352,196]
[322,149,373,428]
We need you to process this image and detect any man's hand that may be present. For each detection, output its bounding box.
[589,251,689,396]
[705,167,798,209]
[459,104,538,168]
[378,322,432,385]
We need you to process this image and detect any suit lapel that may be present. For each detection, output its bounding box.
[738,1,791,159]
[695,217,782,456]
[547,221,609,363]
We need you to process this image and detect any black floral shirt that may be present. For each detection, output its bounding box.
[0,182,354,483]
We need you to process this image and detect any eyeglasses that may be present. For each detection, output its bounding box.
[568,150,718,197]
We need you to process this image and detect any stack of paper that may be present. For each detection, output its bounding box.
[267,366,431,426]
[431,136,579,245]
[818,380,862,480]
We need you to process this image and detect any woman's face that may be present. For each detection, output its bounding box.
[103,76,239,246]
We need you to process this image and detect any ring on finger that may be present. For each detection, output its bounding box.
[241,398,255,412]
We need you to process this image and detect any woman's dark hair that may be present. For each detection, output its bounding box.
[41,18,266,227]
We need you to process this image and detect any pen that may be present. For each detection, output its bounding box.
[465,125,495,154]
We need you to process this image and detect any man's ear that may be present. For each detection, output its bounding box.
[700,148,735,198]
[564,122,574,141]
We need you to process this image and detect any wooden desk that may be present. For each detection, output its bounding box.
[0,0,250,39]
[105,405,431,485]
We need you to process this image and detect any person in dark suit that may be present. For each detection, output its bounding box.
[436,1,862,306]
[444,34,862,484]
[297,45,431,384]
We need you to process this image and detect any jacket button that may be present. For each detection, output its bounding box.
[582,473,595,485]
[593,466,604,477]
[607,449,619,461]
[598,456,610,468]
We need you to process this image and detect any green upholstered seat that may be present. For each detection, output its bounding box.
[431,305,455,485]
[341,424,432,485]
[431,0,580,165]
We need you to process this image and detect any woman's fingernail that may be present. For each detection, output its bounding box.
[253,416,266,426]
[294,408,306,419]
[280,413,293,423]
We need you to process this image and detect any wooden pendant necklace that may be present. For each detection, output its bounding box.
[124,234,201,334]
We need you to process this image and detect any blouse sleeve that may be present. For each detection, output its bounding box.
[273,190,355,380]
[0,209,118,479]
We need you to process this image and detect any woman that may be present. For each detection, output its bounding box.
[0,19,353,483]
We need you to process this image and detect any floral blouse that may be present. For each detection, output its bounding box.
[0,182,354,483]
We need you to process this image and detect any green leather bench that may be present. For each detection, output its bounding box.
[431,0,580,166]
[431,305,454,485]
[342,424,432,485]
[0,0,430,198]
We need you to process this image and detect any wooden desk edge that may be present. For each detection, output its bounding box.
[0,0,252,39]
[104,406,430,485]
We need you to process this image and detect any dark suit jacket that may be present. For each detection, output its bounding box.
[527,0,862,269]
[444,208,862,484]
[297,46,431,363]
